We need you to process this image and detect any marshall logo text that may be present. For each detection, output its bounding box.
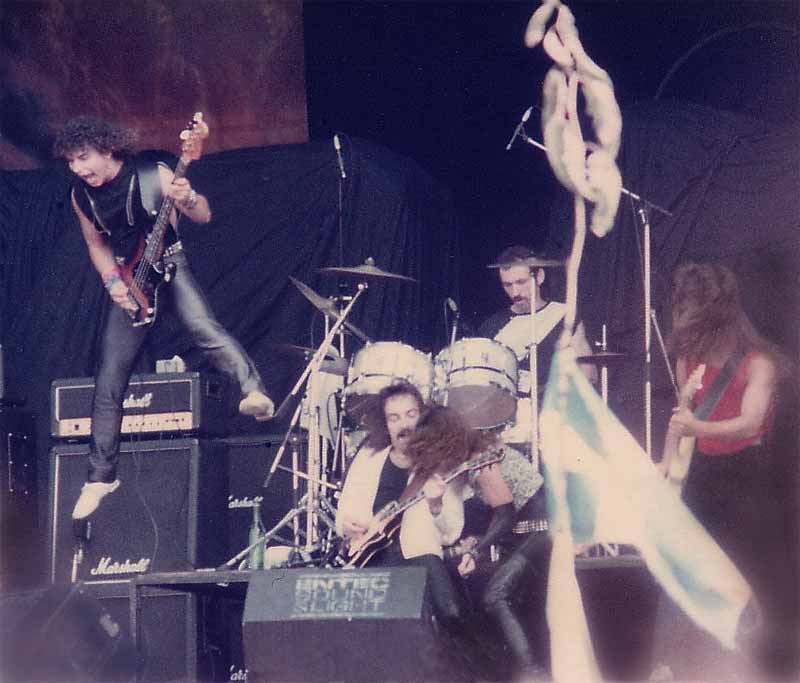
[122,392,154,410]
[90,556,152,576]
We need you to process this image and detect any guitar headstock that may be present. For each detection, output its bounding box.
[679,363,706,407]
[179,112,209,162]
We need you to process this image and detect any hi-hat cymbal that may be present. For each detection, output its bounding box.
[576,351,629,365]
[487,257,564,269]
[319,257,417,283]
[270,344,349,376]
[289,277,373,343]
[270,343,339,360]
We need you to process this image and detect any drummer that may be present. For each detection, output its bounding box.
[478,245,596,448]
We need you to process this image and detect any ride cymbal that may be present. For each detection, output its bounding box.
[319,257,417,283]
[487,257,564,269]
[576,351,629,365]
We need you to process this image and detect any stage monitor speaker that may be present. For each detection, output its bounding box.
[0,583,137,682]
[48,438,228,584]
[243,567,465,682]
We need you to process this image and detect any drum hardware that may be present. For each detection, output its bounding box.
[319,256,418,283]
[220,285,368,571]
[289,276,373,343]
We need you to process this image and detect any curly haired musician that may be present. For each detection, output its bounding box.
[53,116,274,520]
[335,384,485,644]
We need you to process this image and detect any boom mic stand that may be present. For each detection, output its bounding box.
[509,116,672,459]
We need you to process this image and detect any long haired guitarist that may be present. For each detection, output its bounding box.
[54,115,275,520]
[660,261,792,671]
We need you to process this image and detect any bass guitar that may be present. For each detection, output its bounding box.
[121,113,209,327]
[341,446,506,569]
[664,363,706,493]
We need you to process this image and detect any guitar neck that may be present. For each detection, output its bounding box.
[141,157,190,264]
[384,455,495,522]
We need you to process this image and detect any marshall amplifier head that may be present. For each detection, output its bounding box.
[51,372,232,439]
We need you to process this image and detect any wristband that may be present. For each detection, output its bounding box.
[182,189,198,210]
[103,273,123,292]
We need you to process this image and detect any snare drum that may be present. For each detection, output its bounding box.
[343,342,433,425]
[434,338,517,429]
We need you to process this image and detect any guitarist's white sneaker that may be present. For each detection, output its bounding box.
[239,390,275,421]
[71,480,121,519]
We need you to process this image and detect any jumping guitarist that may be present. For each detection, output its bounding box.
[55,115,275,520]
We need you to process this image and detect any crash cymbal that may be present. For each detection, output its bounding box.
[487,257,564,269]
[319,257,417,283]
[576,351,629,365]
[289,276,373,344]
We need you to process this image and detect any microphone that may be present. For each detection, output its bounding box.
[333,134,347,179]
[445,297,460,319]
[505,106,533,151]
[445,297,461,346]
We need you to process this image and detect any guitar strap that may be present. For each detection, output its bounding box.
[692,352,745,421]
[136,161,163,219]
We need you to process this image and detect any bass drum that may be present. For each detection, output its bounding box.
[434,337,517,429]
[343,342,433,426]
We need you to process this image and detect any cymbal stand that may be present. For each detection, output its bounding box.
[261,284,367,556]
[528,273,540,467]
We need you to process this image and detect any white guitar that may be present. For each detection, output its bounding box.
[664,363,706,493]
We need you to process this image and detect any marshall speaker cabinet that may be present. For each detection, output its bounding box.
[48,438,229,584]
[51,372,232,439]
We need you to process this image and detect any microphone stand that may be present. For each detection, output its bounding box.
[513,123,672,459]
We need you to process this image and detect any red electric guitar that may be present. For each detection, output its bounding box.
[120,113,209,327]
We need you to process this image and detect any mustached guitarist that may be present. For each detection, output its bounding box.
[54,115,275,520]
[335,384,493,659]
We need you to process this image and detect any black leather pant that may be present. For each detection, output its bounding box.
[88,251,264,483]
[482,531,551,672]
[373,544,466,626]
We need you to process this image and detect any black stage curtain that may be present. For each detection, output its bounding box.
[0,138,462,527]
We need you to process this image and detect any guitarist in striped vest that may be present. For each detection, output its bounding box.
[54,116,275,520]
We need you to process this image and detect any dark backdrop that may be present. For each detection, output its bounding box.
[0,0,797,637]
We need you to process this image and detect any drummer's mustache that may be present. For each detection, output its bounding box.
[397,428,413,439]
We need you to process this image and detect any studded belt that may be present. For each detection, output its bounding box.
[512,517,549,535]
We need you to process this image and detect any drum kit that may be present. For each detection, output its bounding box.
[221,256,630,570]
